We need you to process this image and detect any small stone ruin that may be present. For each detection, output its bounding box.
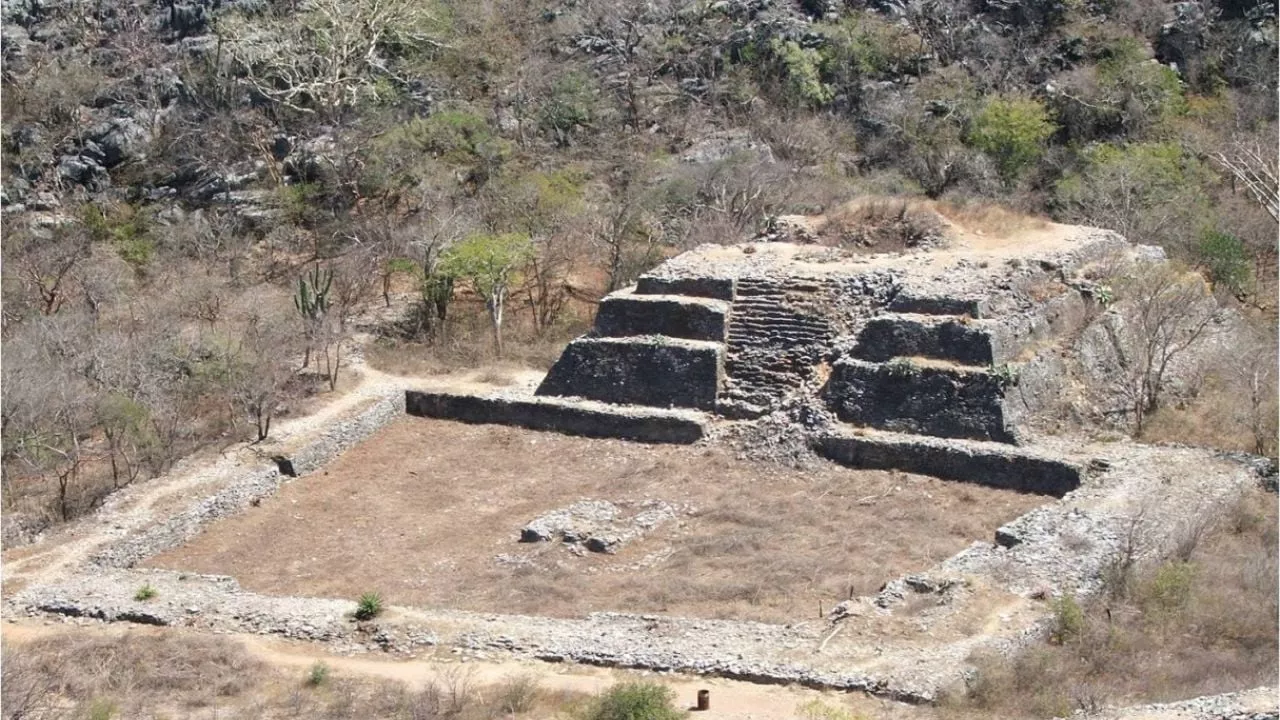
[408,210,1158,494]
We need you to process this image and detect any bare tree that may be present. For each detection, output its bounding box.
[1213,136,1279,223]
[1104,262,1220,434]
[231,313,301,441]
[217,0,444,117]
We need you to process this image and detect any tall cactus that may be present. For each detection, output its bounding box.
[294,265,333,368]
[293,265,332,322]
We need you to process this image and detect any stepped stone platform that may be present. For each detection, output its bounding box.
[411,212,1150,485]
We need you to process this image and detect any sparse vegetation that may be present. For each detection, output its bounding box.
[1,630,596,719]
[1,0,1273,538]
[950,489,1278,718]
[133,584,157,602]
[306,660,331,687]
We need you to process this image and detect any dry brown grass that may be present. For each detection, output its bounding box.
[944,488,1279,718]
[147,418,1045,623]
[0,628,590,720]
[1141,372,1279,458]
[817,196,1051,247]
[931,200,1050,238]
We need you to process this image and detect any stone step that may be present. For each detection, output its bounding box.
[595,290,731,342]
[537,336,724,411]
[824,357,1017,443]
[406,390,709,444]
[886,293,985,318]
[731,317,829,330]
[730,323,828,336]
[851,313,1005,365]
[732,333,829,343]
[814,427,1082,496]
[732,313,829,325]
[635,276,735,300]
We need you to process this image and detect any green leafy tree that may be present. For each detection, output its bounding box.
[769,38,833,107]
[437,233,534,356]
[540,72,597,147]
[967,97,1056,186]
[1051,38,1187,141]
[1055,142,1214,250]
[1195,230,1252,296]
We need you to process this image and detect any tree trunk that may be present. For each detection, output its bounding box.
[489,291,505,358]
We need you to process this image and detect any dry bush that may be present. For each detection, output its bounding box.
[949,489,1279,718]
[820,198,951,251]
[1,631,265,719]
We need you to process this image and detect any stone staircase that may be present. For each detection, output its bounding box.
[719,276,834,418]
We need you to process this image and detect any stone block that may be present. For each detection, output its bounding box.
[595,291,730,342]
[635,276,735,300]
[536,337,723,410]
[826,358,1015,443]
[815,430,1082,496]
[851,314,1000,365]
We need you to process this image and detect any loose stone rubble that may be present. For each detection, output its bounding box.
[520,500,678,553]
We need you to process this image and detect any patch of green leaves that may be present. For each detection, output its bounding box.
[354,591,383,620]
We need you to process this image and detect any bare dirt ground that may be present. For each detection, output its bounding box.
[147,417,1045,623]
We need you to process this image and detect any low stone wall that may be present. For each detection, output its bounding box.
[91,391,406,569]
[595,293,730,342]
[635,276,735,300]
[815,431,1082,496]
[405,391,708,444]
[826,358,1015,443]
[537,337,723,410]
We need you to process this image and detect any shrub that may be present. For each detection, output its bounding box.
[1050,594,1084,643]
[86,697,119,720]
[1141,561,1197,614]
[769,38,833,107]
[796,698,865,719]
[967,97,1056,186]
[354,592,383,620]
[582,681,687,720]
[134,584,158,601]
[1195,230,1252,296]
[494,674,539,714]
[305,661,330,687]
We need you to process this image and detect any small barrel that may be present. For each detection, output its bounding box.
[696,689,710,711]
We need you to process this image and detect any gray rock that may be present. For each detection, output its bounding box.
[58,155,106,186]
[86,116,151,167]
